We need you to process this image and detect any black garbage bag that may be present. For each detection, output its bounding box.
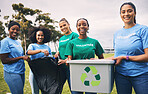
[28,57,67,94]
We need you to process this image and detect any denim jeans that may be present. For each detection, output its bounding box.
[4,71,25,94]
[67,68,96,94]
[29,70,42,94]
[115,72,148,94]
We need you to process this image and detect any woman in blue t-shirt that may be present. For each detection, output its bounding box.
[0,21,30,94]
[26,26,52,94]
[113,2,148,94]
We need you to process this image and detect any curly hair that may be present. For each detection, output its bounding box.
[28,26,52,43]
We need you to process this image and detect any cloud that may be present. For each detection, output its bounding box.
[0,0,148,48]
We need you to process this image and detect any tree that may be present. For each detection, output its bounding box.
[0,21,6,41]
[0,9,1,17]
[3,3,62,53]
[11,3,42,53]
[0,9,6,41]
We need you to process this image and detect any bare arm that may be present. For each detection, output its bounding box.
[98,54,104,59]
[68,55,72,60]
[113,48,148,65]
[54,51,59,58]
[128,48,148,62]
[27,49,49,56]
[27,50,42,55]
[0,53,30,64]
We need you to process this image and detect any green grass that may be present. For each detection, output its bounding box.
[103,53,114,59]
[0,60,10,94]
[0,54,135,94]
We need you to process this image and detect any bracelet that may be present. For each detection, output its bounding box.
[126,56,129,60]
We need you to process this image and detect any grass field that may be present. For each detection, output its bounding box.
[0,54,135,94]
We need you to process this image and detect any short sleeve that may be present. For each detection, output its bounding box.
[140,27,148,49]
[0,39,11,54]
[95,40,104,56]
[65,41,73,57]
[72,33,79,39]
[26,44,34,55]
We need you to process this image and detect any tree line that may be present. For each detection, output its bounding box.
[0,3,62,53]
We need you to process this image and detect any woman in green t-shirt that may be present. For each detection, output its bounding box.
[55,18,78,63]
[54,18,79,93]
[65,18,104,94]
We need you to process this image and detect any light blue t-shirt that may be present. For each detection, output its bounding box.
[114,24,148,76]
[0,37,25,74]
[26,43,52,60]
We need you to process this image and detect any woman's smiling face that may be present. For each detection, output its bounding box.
[9,25,20,39]
[120,4,136,24]
[59,21,70,34]
[36,31,44,44]
[76,19,89,35]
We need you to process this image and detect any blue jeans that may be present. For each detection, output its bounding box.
[4,71,25,94]
[29,70,41,94]
[67,68,96,94]
[115,72,148,94]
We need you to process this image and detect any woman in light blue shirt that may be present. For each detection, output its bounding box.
[113,2,148,94]
[26,26,52,94]
[0,21,30,94]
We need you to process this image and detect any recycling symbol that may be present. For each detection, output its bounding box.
[80,66,101,86]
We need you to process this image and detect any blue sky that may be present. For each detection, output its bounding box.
[0,0,148,48]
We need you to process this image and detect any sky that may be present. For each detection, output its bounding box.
[0,0,148,49]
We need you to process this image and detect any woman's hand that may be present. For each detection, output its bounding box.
[58,57,71,66]
[54,51,59,58]
[112,56,126,65]
[58,59,67,65]
[22,56,30,62]
[40,49,49,56]
[57,56,72,66]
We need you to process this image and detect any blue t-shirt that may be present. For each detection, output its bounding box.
[0,37,25,74]
[114,24,148,76]
[26,43,52,60]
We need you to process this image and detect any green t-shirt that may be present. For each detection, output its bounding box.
[65,37,104,60]
[59,32,79,60]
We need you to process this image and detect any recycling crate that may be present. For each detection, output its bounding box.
[67,59,115,93]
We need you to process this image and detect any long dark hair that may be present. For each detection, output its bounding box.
[120,2,136,24]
